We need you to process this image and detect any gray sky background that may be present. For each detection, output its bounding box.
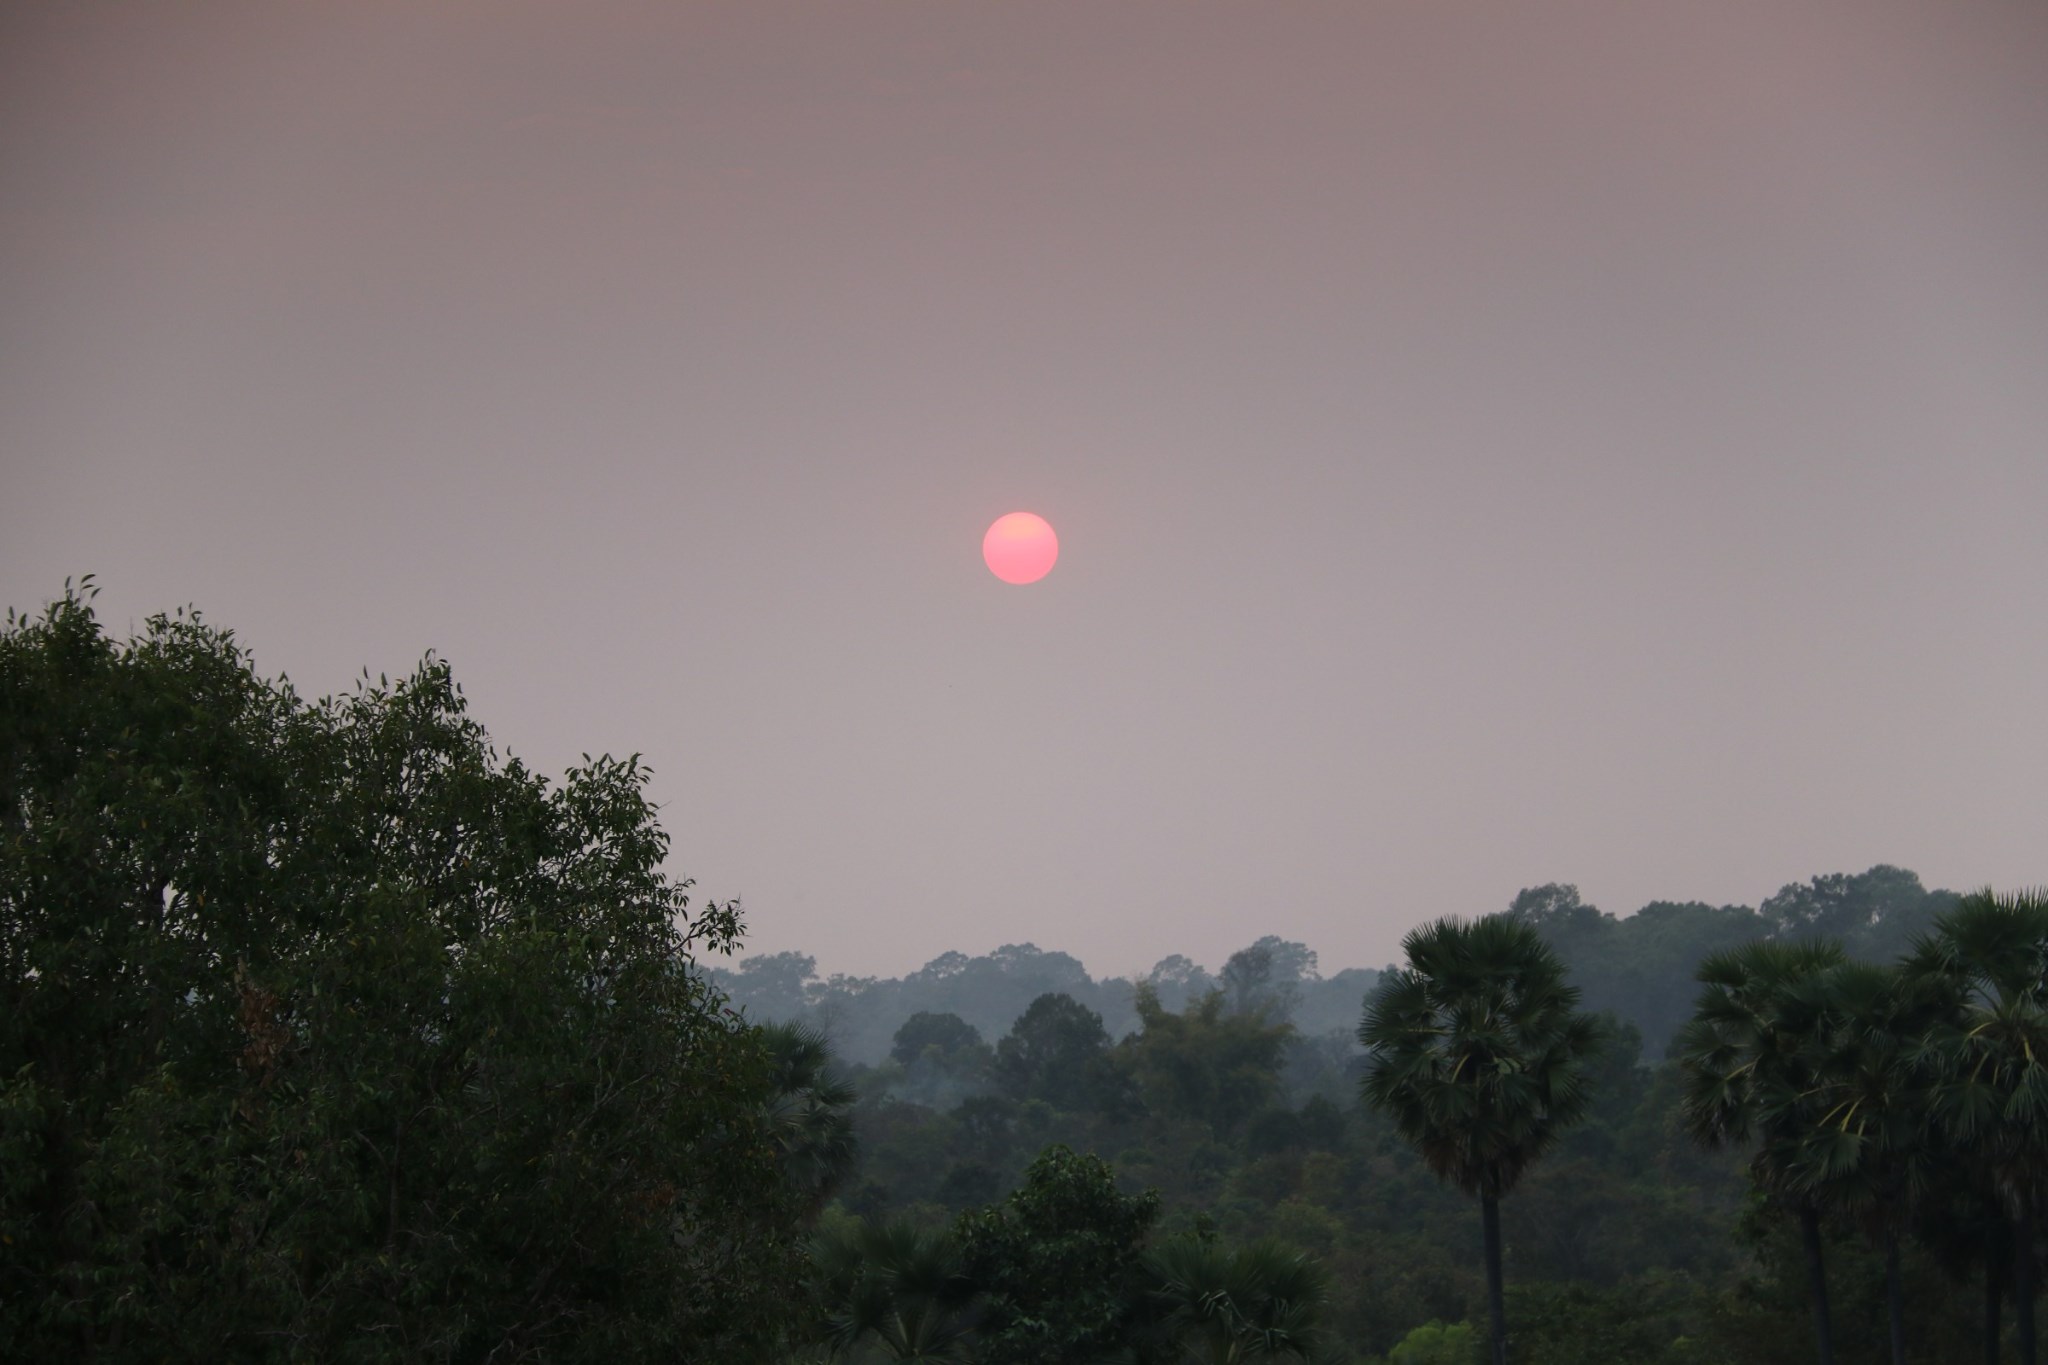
[4,1,2043,979]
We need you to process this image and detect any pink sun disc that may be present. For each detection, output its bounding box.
[983,512,1059,584]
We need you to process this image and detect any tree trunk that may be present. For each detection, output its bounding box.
[1483,1192,1508,1365]
[1886,1233,1907,1365]
[2019,1204,2036,1365]
[1988,1247,2005,1365]
[1800,1205,1836,1365]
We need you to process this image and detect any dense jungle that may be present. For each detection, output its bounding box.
[5,590,2042,1364]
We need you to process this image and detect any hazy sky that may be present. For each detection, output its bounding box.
[4,2,2043,979]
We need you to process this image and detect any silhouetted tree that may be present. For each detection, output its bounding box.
[1121,984,1294,1135]
[1361,914,1602,1365]
[994,993,1124,1114]
[1911,889,2048,1365]
[1783,961,1957,1365]
[1676,939,1849,1365]
[760,1020,861,1216]
[0,585,802,1361]
[1222,937,1319,1021]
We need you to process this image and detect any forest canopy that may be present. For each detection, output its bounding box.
[0,586,810,1360]
[5,586,2034,1365]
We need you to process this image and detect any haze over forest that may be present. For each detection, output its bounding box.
[710,864,1963,1064]
[5,2,2043,981]
[6,2,2047,1360]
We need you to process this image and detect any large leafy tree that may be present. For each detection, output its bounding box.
[994,992,1127,1114]
[1220,937,1319,1022]
[1909,889,2048,1365]
[1360,914,1602,1365]
[0,586,803,1361]
[955,1144,1160,1365]
[1121,983,1294,1136]
[1674,939,1849,1365]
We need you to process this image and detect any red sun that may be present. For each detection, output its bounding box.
[982,512,1059,585]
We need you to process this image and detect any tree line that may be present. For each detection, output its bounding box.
[711,865,1963,1070]
[5,585,2040,1363]
[808,893,2045,1364]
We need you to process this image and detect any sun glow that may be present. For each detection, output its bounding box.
[982,512,1059,585]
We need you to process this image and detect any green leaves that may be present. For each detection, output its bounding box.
[0,587,804,1361]
[956,1145,1160,1365]
[1360,914,1603,1201]
[1912,889,2048,1204]
[1134,1236,1330,1363]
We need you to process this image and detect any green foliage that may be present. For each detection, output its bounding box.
[762,1020,863,1214]
[807,1217,982,1363]
[1500,1277,1708,1364]
[1674,940,1847,1168]
[1132,1236,1330,1363]
[0,587,803,1361]
[1361,913,1604,1365]
[893,1011,988,1068]
[1221,936,1319,1020]
[1385,1319,1476,1365]
[1762,867,1959,962]
[1776,962,1954,1242]
[995,992,1126,1114]
[890,1011,995,1109]
[1123,983,1295,1135]
[955,1144,1161,1365]
[1360,915,1603,1201]
[1911,889,2048,1207]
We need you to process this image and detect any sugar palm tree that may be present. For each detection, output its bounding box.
[808,1218,982,1363]
[1133,1237,1330,1364]
[759,1020,861,1217]
[1908,888,2048,1365]
[1779,960,1957,1365]
[1360,914,1602,1365]
[1674,938,1847,1365]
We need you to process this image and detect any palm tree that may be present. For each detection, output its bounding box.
[809,1218,983,1363]
[1909,889,2048,1365]
[1359,914,1602,1365]
[1780,960,1957,1365]
[1133,1237,1330,1364]
[1910,1159,2017,1365]
[759,1020,861,1217]
[1674,938,1847,1365]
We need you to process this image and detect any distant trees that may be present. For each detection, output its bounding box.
[1222,936,1319,1020]
[1122,982,1294,1135]
[1508,872,1961,1058]
[1361,914,1603,1365]
[994,993,1127,1115]
[0,586,809,1360]
[1762,867,1960,961]
[890,1011,995,1108]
